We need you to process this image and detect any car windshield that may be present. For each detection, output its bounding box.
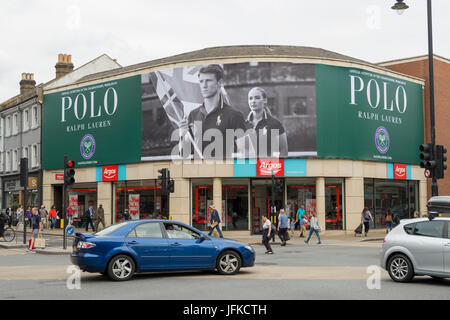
[95,222,130,236]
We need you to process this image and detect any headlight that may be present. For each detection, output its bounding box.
[245,245,254,252]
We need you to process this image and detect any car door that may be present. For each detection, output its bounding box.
[407,220,445,273]
[163,222,217,269]
[445,221,450,273]
[126,222,170,270]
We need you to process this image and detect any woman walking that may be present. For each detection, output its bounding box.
[385,209,393,233]
[304,212,322,244]
[361,207,374,237]
[261,215,273,254]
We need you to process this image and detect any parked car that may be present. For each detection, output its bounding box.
[381,215,450,282]
[71,219,255,281]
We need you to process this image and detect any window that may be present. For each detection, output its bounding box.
[12,149,18,171]
[23,146,29,160]
[5,116,10,137]
[23,109,29,131]
[12,113,18,135]
[131,223,163,238]
[32,144,38,167]
[164,223,201,240]
[0,153,3,173]
[31,106,38,128]
[404,223,415,235]
[5,151,10,172]
[288,97,307,116]
[96,222,129,236]
[413,220,445,238]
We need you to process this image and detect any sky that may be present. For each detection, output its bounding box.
[1,0,449,101]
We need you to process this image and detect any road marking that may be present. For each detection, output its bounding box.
[0,265,390,281]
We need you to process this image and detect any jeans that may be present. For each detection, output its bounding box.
[305,227,321,243]
[51,218,56,229]
[262,229,273,252]
[208,224,223,238]
[363,222,370,235]
[278,228,288,243]
[386,221,393,231]
[85,218,96,232]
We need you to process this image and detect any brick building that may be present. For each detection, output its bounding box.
[380,55,450,197]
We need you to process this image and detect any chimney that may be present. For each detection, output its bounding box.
[55,54,74,79]
[19,73,36,95]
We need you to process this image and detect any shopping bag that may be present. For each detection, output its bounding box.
[34,235,46,248]
[28,239,36,250]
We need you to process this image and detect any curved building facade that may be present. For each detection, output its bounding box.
[42,46,427,233]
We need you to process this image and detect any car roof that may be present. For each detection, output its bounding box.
[399,217,450,225]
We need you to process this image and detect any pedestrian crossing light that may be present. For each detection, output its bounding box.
[64,156,76,186]
[168,179,175,193]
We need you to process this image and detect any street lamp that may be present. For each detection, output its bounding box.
[392,0,438,196]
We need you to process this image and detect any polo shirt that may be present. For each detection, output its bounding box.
[246,110,286,157]
[188,100,246,159]
[297,208,306,220]
[279,214,288,228]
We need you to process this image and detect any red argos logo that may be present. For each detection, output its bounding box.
[257,159,284,176]
[103,165,118,181]
[394,163,407,180]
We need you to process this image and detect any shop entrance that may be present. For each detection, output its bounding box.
[251,179,284,234]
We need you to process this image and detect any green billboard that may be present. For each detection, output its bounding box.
[316,64,424,165]
[42,76,142,169]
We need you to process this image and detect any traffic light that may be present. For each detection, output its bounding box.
[158,168,167,194]
[274,178,284,193]
[20,158,28,188]
[435,145,447,179]
[419,143,436,169]
[64,157,76,186]
[168,179,175,193]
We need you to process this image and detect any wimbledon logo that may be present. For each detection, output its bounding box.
[80,134,96,159]
[375,126,389,154]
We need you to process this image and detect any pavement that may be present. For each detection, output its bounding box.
[0,225,387,255]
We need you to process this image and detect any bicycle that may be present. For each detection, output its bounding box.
[1,227,15,242]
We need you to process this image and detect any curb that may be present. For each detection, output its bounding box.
[0,243,28,249]
[34,249,72,255]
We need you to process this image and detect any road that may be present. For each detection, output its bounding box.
[1,240,449,300]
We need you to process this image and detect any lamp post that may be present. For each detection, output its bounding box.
[392,0,438,196]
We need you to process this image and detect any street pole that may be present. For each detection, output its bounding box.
[23,187,27,245]
[271,170,275,223]
[63,155,67,250]
[427,0,438,196]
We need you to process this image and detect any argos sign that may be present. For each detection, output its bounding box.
[393,163,407,180]
[257,159,284,177]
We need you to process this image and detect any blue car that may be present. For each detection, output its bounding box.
[71,219,255,281]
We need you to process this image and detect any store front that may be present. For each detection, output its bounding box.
[364,178,418,229]
[66,183,98,226]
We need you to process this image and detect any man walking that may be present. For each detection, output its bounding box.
[28,207,42,253]
[39,205,48,230]
[6,206,13,228]
[296,204,306,236]
[261,215,273,254]
[208,203,223,238]
[95,204,106,231]
[84,205,96,232]
[277,209,289,246]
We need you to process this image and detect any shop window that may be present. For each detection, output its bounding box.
[222,184,248,231]
[325,184,343,230]
[192,180,213,232]
[115,180,165,222]
[286,184,316,226]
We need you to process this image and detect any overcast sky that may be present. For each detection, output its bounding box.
[1,0,449,100]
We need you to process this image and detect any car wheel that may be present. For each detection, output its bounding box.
[387,254,414,283]
[107,255,135,281]
[216,250,241,275]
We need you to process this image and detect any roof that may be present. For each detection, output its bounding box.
[75,45,392,84]
[378,54,450,66]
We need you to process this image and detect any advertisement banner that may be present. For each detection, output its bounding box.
[42,76,142,169]
[68,194,78,217]
[316,64,424,165]
[129,194,140,220]
[141,62,317,161]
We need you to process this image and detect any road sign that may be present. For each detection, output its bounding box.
[425,169,431,178]
[66,226,74,236]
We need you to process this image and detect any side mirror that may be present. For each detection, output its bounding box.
[199,235,207,242]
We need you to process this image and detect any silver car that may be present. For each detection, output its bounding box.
[380,217,450,282]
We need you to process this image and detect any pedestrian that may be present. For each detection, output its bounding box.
[289,217,296,237]
[413,211,420,218]
[232,212,238,229]
[84,205,96,232]
[296,204,306,236]
[361,207,374,237]
[49,205,57,229]
[299,215,307,238]
[385,209,393,233]
[261,215,273,254]
[16,206,23,224]
[26,206,32,228]
[304,211,322,244]
[96,204,106,231]
[28,207,42,253]
[6,206,13,228]
[39,205,48,230]
[277,209,289,246]
[0,210,8,240]
[208,203,223,238]
[123,209,131,221]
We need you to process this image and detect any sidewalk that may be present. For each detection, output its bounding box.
[1,226,386,255]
